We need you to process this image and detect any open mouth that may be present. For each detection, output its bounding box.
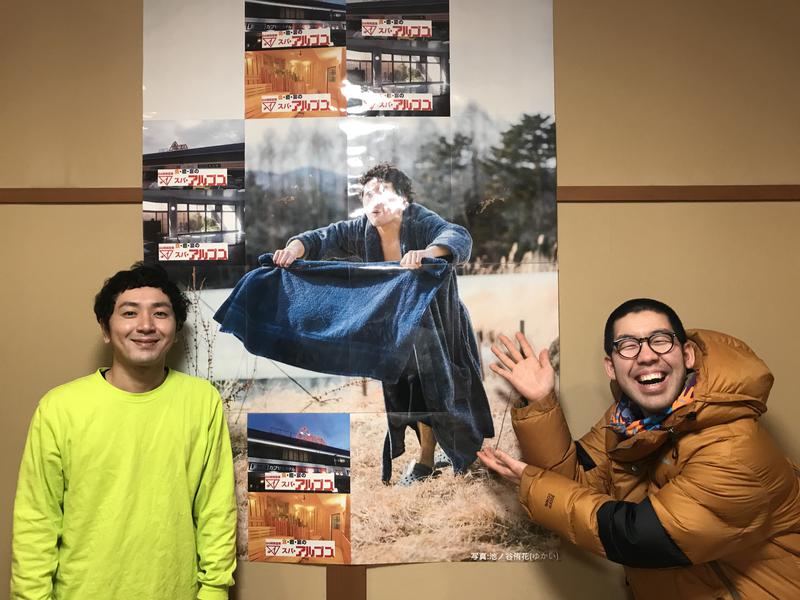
[636,372,666,387]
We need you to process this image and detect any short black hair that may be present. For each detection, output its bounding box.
[94,262,188,332]
[604,298,687,356]
[359,163,415,203]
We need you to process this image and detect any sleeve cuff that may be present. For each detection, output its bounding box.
[517,464,545,519]
[198,584,229,600]
[511,391,558,417]
[511,394,574,470]
[517,467,608,556]
[287,235,310,257]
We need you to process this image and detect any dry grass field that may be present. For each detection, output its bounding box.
[228,368,559,563]
[206,270,562,562]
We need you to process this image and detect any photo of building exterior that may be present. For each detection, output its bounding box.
[142,142,245,190]
[247,414,351,494]
[142,121,247,288]
[245,0,347,51]
[247,413,351,564]
[345,0,449,116]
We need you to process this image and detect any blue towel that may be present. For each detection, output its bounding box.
[213,254,450,382]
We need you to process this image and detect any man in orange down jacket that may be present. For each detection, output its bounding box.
[479,298,800,599]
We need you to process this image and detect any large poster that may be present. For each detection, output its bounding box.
[144,0,558,565]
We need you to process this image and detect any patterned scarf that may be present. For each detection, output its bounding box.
[609,371,697,438]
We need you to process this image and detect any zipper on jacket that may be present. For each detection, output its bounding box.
[710,561,741,600]
[667,427,679,460]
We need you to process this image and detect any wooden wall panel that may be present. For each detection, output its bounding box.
[554,0,800,186]
[3,1,800,599]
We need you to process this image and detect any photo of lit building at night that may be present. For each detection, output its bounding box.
[248,413,351,494]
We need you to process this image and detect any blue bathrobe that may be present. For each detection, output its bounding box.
[292,203,494,481]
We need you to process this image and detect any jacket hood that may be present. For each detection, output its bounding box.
[688,328,773,410]
[607,329,773,462]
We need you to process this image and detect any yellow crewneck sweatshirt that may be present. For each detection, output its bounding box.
[11,369,236,599]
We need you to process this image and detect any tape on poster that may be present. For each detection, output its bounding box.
[262,472,337,492]
[261,93,332,113]
[361,19,432,38]
[265,539,336,559]
[158,243,229,262]
[261,28,332,48]
[157,168,228,188]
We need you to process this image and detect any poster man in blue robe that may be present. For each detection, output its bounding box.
[273,163,494,484]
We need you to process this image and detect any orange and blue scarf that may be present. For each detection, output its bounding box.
[609,372,696,438]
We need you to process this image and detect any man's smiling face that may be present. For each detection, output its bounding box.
[604,310,695,416]
[103,287,177,371]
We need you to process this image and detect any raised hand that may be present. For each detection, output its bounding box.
[490,332,556,409]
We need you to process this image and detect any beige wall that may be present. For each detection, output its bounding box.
[554,0,800,186]
[2,1,799,599]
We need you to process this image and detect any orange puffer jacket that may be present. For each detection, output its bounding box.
[512,330,800,599]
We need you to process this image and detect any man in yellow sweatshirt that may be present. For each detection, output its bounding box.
[11,263,236,599]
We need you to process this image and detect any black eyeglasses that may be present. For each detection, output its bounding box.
[612,332,678,359]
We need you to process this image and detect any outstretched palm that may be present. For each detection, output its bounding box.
[490,332,556,408]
